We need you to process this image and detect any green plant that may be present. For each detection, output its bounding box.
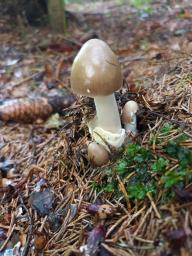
[131,0,152,8]
[160,122,174,134]
[131,0,153,14]
[161,172,183,189]
[93,123,192,202]
[152,157,169,173]
[128,182,155,200]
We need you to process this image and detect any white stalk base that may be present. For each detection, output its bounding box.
[125,115,137,135]
[88,120,126,152]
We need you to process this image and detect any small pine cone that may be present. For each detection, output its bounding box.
[0,95,76,122]
[0,98,53,122]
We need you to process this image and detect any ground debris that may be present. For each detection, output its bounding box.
[30,188,55,217]
[80,224,106,256]
[0,0,192,256]
[166,228,187,251]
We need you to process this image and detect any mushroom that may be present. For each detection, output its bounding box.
[70,39,125,151]
[88,142,109,167]
[121,100,139,135]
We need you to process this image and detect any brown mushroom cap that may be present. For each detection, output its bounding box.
[70,39,123,97]
[121,101,139,124]
[88,142,109,167]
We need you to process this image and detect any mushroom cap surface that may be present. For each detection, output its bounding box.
[70,39,123,97]
[88,142,109,167]
[122,101,139,124]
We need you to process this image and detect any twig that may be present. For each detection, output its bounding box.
[147,193,161,219]
[147,109,192,128]
[116,175,131,210]
[133,206,152,237]
[11,72,43,88]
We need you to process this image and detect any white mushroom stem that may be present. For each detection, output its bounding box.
[121,101,139,135]
[94,94,121,134]
[124,114,137,134]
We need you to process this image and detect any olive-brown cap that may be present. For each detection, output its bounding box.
[88,142,109,167]
[70,39,123,97]
[121,101,139,124]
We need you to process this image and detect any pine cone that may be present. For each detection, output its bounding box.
[0,95,76,122]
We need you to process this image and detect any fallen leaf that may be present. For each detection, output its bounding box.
[166,229,187,250]
[34,231,47,251]
[0,159,18,178]
[87,203,114,220]
[34,178,48,192]
[48,204,78,232]
[30,188,55,216]
[0,228,7,241]
[174,187,192,202]
[47,43,79,53]
[45,113,63,129]
[86,224,106,256]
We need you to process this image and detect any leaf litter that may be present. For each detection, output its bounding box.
[0,0,192,255]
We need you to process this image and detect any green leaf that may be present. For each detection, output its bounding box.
[116,160,127,175]
[175,134,189,144]
[126,143,140,157]
[160,123,173,134]
[161,172,183,189]
[91,181,101,192]
[104,168,113,176]
[104,182,116,193]
[133,154,145,163]
[145,182,156,194]
[128,183,146,200]
[152,157,169,173]
[165,142,192,165]
[131,0,152,8]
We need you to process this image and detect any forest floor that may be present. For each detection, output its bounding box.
[0,0,192,255]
